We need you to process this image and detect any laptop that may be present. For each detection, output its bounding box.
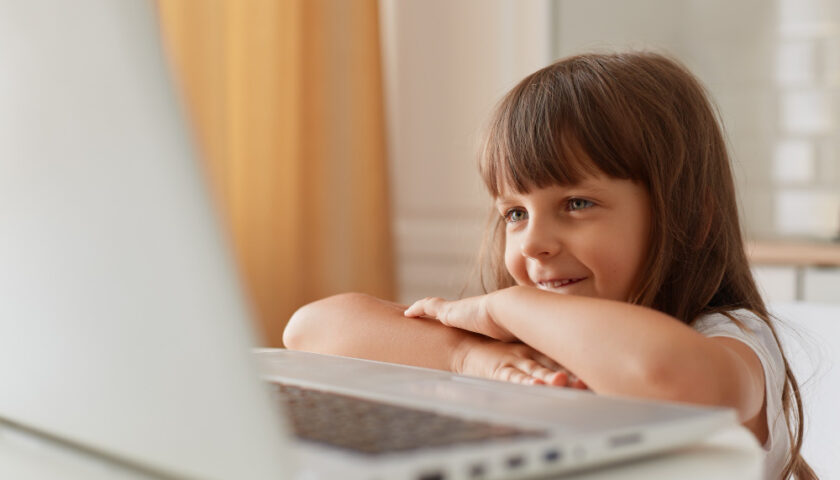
[0,1,736,479]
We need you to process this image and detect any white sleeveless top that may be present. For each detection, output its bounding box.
[691,309,789,479]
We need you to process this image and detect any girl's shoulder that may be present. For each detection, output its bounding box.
[690,308,786,382]
[692,309,791,475]
[693,307,781,343]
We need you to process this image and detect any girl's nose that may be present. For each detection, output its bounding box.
[519,222,560,260]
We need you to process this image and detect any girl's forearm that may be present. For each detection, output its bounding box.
[283,292,479,371]
[488,286,722,402]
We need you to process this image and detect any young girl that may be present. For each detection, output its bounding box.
[284,52,814,479]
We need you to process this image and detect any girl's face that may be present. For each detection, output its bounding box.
[497,174,651,302]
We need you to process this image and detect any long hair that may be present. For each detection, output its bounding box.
[476,51,815,479]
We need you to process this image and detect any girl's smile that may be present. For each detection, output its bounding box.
[535,277,588,291]
[497,175,651,302]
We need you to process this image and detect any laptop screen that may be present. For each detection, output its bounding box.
[0,2,291,478]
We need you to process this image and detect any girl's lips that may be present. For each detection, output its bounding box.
[536,277,587,289]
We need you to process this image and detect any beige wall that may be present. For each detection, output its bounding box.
[379,0,552,304]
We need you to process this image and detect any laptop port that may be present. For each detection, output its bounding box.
[543,448,562,463]
[505,455,525,469]
[468,463,486,477]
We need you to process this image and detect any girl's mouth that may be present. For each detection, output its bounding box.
[536,277,587,289]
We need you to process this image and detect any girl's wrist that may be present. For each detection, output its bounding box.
[449,333,484,374]
[483,286,528,336]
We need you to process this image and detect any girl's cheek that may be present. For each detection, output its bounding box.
[503,252,526,284]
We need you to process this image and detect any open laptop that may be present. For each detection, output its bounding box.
[0,1,736,479]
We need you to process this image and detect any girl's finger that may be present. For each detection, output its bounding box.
[514,358,541,376]
[497,366,541,386]
[544,370,570,387]
[514,358,567,386]
[525,364,567,386]
[403,303,423,317]
[508,358,569,387]
[572,378,589,390]
[530,365,557,380]
[404,298,432,317]
[532,352,563,371]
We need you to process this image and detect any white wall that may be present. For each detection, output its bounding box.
[772,301,840,479]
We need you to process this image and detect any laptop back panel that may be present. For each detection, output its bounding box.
[0,2,291,479]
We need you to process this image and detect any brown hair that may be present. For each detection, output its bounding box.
[477,51,815,479]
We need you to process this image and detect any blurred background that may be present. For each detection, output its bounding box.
[157,0,840,348]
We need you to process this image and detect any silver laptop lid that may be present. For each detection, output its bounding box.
[0,1,291,479]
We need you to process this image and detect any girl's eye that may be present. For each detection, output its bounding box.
[503,208,528,223]
[567,198,594,211]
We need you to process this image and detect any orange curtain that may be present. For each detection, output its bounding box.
[157,0,394,347]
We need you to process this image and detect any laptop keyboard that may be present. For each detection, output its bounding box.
[271,382,546,455]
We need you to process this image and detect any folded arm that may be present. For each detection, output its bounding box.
[406,286,766,425]
[283,292,580,386]
[283,292,468,371]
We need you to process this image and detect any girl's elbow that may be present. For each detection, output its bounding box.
[283,303,313,349]
[636,359,726,407]
[282,292,367,350]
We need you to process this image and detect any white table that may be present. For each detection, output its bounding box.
[0,418,763,480]
[563,425,762,479]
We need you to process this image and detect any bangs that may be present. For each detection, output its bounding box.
[479,61,641,197]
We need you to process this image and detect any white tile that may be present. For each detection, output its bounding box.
[776,40,817,86]
[780,90,835,135]
[773,139,816,183]
[774,189,840,238]
[817,139,838,185]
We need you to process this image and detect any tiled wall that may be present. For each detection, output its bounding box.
[555,0,840,242]
[774,0,840,239]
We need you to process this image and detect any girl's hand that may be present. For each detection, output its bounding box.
[404,294,515,342]
[455,338,588,389]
